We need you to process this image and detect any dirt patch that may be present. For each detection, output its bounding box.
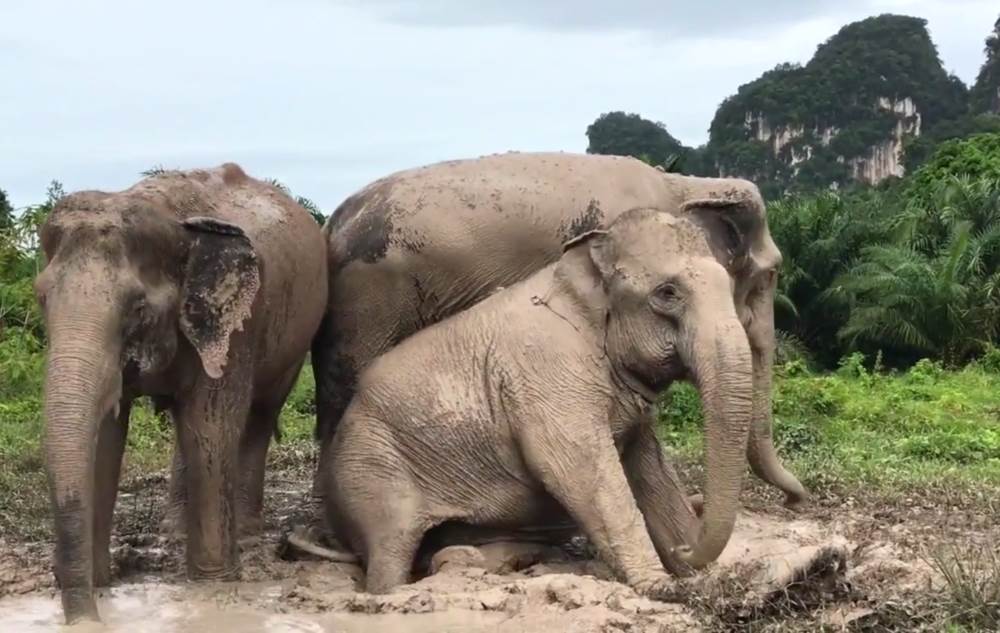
[1,454,994,632]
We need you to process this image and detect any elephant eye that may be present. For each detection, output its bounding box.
[657,284,679,301]
[650,283,682,317]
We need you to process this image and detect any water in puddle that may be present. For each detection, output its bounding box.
[0,580,504,633]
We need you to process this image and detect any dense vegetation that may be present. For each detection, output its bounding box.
[585,112,710,176]
[770,135,1000,369]
[970,16,1000,116]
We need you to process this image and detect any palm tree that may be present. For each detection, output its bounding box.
[767,188,895,366]
[831,177,1000,365]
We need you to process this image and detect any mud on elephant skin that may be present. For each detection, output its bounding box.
[312,150,806,511]
[34,163,328,624]
[322,208,756,599]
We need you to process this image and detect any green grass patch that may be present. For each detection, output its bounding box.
[657,353,1000,496]
[0,362,320,539]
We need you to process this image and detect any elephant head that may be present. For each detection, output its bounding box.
[677,184,808,509]
[34,189,260,623]
[562,208,754,568]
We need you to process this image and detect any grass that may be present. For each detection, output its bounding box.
[4,353,1000,536]
[658,352,1000,498]
[0,361,318,539]
[925,542,1000,631]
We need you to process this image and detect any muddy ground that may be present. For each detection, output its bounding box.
[1,448,996,632]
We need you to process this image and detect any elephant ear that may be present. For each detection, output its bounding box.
[561,228,616,281]
[681,196,763,267]
[180,217,261,380]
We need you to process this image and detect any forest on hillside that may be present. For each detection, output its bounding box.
[587,13,1000,198]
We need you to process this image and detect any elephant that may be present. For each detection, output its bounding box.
[34,163,328,624]
[312,151,806,510]
[323,207,754,597]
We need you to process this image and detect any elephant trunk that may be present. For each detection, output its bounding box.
[676,319,753,569]
[747,342,808,508]
[43,307,122,624]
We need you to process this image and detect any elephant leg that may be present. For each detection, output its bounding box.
[238,361,302,535]
[623,423,700,577]
[174,366,252,581]
[236,413,273,536]
[311,282,421,500]
[364,526,426,594]
[160,433,186,538]
[92,399,132,587]
[519,414,680,601]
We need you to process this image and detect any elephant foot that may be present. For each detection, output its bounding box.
[632,574,688,603]
[186,563,242,582]
[92,562,113,588]
[428,545,487,575]
[60,586,101,625]
[159,505,185,540]
[236,511,265,537]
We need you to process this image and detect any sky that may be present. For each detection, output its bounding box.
[1,0,997,211]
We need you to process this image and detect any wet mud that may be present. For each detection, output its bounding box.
[0,461,982,632]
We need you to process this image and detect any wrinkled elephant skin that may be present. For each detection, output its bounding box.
[313,151,806,511]
[324,209,754,598]
[35,163,327,624]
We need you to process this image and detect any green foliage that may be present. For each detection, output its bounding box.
[585,111,713,176]
[970,15,1000,115]
[265,178,327,225]
[0,189,12,231]
[906,134,1000,203]
[659,358,1000,492]
[767,188,895,366]
[586,111,682,165]
[903,114,1000,172]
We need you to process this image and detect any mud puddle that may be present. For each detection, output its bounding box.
[0,511,872,633]
[0,581,512,633]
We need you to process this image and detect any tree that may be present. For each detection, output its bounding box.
[903,113,1000,172]
[586,111,686,170]
[265,178,327,225]
[906,133,1000,204]
[971,15,1000,114]
[767,189,896,367]
[0,189,12,231]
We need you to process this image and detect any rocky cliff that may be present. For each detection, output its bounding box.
[586,13,1000,198]
[706,14,967,197]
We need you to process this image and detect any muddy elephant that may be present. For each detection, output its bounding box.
[324,208,753,596]
[312,151,806,509]
[34,163,327,624]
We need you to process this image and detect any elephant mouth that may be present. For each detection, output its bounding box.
[611,363,664,404]
[617,346,683,403]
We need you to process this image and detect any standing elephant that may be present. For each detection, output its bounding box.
[324,208,752,596]
[313,151,806,508]
[34,163,327,624]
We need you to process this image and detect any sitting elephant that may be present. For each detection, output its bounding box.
[313,151,806,511]
[34,163,327,624]
[323,208,753,597]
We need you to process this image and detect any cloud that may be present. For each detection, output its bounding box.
[1,0,997,212]
[345,0,874,37]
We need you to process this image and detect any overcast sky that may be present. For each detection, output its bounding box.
[1,0,996,211]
